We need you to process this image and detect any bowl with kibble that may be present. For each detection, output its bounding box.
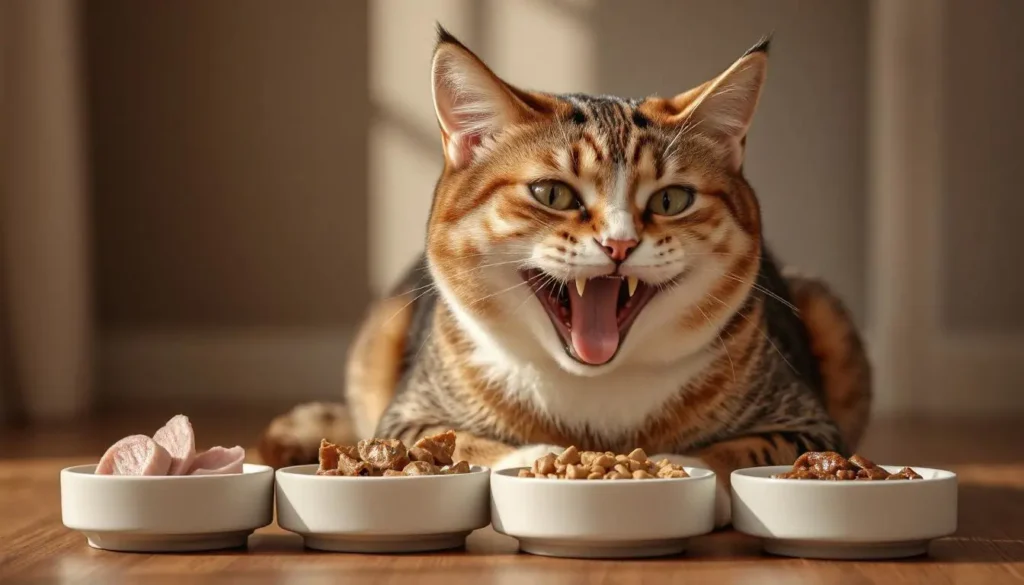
[490,446,717,559]
[60,415,274,552]
[274,430,491,553]
[731,451,958,560]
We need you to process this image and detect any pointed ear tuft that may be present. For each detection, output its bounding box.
[435,23,463,49]
[743,33,773,57]
[431,30,531,169]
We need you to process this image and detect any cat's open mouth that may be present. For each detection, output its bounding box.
[521,269,659,366]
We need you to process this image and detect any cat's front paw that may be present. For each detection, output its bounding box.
[494,444,564,471]
[650,453,731,529]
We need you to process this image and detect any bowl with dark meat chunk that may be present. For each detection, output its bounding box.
[731,452,957,560]
[275,430,490,553]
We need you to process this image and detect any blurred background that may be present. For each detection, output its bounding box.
[1,0,1022,433]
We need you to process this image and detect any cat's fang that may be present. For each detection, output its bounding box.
[575,278,587,297]
[627,277,638,297]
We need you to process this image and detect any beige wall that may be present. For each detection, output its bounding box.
[942,0,1024,333]
[86,0,369,330]
[84,0,1023,411]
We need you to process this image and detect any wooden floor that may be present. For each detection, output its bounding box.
[2,412,1023,584]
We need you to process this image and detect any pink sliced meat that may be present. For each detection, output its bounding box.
[152,414,197,475]
[189,446,245,475]
[95,435,173,476]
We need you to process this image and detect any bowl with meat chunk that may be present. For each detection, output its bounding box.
[274,430,491,553]
[731,452,958,560]
[60,415,274,552]
[490,446,717,559]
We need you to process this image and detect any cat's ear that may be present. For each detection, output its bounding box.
[432,26,535,169]
[670,36,770,170]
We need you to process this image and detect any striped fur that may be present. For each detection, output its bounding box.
[258,29,870,526]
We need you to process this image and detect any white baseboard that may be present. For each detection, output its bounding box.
[98,329,356,409]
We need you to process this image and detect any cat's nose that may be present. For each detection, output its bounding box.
[597,238,638,262]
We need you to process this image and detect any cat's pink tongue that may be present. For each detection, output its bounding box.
[568,278,621,365]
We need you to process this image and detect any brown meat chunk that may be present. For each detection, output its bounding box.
[887,467,923,480]
[441,460,471,475]
[856,467,891,480]
[849,454,878,470]
[403,460,439,476]
[408,446,436,464]
[413,430,456,466]
[774,452,922,481]
[358,438,409,471]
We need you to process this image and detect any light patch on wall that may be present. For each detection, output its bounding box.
[369,118,442,293]
[488,0,598,94]
[369,0,475,293]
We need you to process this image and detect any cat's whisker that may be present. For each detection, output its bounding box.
[721,272,799,314]
[381,284,440,327]
[705,291,798,376]
[466,273,543,308]
[396,257,531,298]
[694,302,736,385]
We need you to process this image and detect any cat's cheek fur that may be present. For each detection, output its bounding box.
[650,454,731,529]
[493,444,564,471]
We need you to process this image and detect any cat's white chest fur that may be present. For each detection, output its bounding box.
[469,339,716,437]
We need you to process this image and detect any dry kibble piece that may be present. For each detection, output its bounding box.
[547,473,560,479]
[358,438,409,471]
[590,465,606,476]
[536,453,557,475]
[593,454,615,468]
[382,469,406,477]
[555,462,567,474]
[627,459,644,473]
[656,465,683,479]
[580,451,598,466]
[518,469,535,478]
[557,446,581,465]
[403,460,439,476]
[565,464,587,480]
[614,463,631,477]
[627,448,648,462]
[656,458,672,469]
[586,472,604,480]
[615,454,629,464]
[441,460,471,475]
[633,470,654,479]
[607,471,628,480]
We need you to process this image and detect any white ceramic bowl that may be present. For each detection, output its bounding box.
[61,463,274,552]
[275,464,491,553]
[732,465,958,559]
[490,467,716,559]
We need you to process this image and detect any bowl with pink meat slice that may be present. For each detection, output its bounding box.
[60,414,274,552]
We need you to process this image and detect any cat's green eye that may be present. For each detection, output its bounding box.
[647,186,696,216]
[529,180,578,211]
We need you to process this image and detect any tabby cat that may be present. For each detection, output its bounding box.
[259,27,870,527]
